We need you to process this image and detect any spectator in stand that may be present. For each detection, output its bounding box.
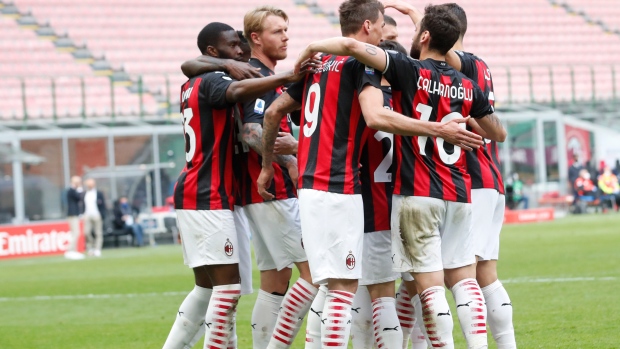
[82,178,106,257]
[613,159,620,176]
[512,173,529,209]
[113,196,144,247]
[598,166,620,211]
[574,169,598,214]
[65,176,85,260]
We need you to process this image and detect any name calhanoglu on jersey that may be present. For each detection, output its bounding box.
[417,76,473,101]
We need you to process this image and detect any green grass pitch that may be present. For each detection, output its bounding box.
[1,213,619,348]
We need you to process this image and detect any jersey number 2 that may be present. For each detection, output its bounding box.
[373,131,393,183]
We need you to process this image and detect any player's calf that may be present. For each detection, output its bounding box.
[203,264,241,349]
[350,286,374,349]
[305,285,327,349]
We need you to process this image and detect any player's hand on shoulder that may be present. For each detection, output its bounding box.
[224,60,262,80]
[274,132,298,155]
[257,166,276,201]
[437,116,484,151]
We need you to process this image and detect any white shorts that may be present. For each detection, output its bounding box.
[176,209,239,268]
[360,231,399,286]
[233,206,254,296]
[401,272,414,282]
[244,198,307,271]
[298,189,364,285]
[391,195,476,273]
[471,189,505,261]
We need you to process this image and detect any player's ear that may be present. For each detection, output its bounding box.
[205,45,218,57]
[420,31,430,44]
[363,19,371,34]
[250,32,260,47]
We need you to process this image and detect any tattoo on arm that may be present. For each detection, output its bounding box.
[365,44,377,55]
[261,93,300,167]
[244,122,295,168]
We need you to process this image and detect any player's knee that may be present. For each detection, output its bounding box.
[206,264,240,286]
[367,281,396,300]
[476,261,498,288]
[192,266,212,288]
[413,271,444,292]
[444,264,476,289]
[328,278,358,293]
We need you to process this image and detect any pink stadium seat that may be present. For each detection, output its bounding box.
[2,0,619,119]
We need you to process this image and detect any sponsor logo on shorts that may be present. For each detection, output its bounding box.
[301,238,304,249]
[346,250,356,270]
[224,239,234,257]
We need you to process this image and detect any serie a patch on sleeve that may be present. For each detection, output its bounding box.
[365,65,375,75]
[254,98,265,114]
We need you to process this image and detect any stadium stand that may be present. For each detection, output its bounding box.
[557,0,620,32]
[3,0,340,120]
[309,0,620,104]
[0,6,159,120]
[1,0,619,119]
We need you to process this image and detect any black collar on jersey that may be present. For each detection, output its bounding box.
[249,57,274,76]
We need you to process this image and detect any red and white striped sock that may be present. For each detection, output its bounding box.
[451,278,488,349]
[372,297,403,349]
[420,286,454,349]
[395,283,414,349]
[267,278,319,349]
[203,284,241,349]
[411,294,431,349]
[305,285,327,349]
[321,290,355,348]
[226,309,237,349]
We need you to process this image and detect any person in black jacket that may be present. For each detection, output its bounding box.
[112,196,144,247]
[65,176,85,260]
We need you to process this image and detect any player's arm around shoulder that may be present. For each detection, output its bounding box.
[358,85,483,151]
[468,114,506,142]
[295,37,388,73]
[180,55,262,80]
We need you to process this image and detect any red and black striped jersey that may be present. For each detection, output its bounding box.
[287,55,381,195]
[382,51,494,203]
[234,58,296,206]
[360,86,394,233]
[456,51,504,194]
[174,72,236,211]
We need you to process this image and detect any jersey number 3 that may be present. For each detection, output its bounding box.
[183,108,196,163]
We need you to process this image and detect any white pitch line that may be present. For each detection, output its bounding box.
[501,276,616,284]
[0,277,616,302]
[0,291,187,302]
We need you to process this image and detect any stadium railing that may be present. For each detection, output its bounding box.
[2,64,619,121]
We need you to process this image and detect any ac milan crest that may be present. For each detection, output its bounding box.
[346,250,355,270]
[224,239,234,256]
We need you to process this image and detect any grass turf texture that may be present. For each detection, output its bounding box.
[1,214,619,348]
